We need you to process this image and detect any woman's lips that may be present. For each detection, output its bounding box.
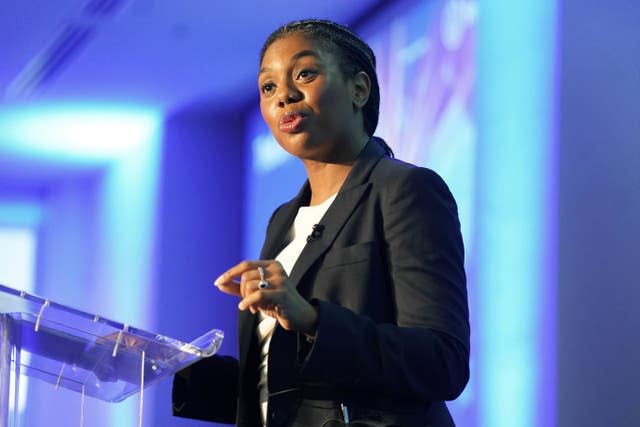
[278,111,307,133]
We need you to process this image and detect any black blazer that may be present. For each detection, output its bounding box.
[173,140,470,426]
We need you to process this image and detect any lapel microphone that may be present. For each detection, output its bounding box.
[306,224,324,242]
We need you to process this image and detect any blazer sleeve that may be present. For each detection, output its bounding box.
[172,355,239,424]
[298,167,470,402]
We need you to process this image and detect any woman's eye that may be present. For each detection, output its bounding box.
[297,69,317,80]
[261,83,275,95]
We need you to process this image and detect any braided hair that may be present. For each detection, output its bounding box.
[260,19,394,158]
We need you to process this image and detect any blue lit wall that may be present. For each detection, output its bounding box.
[152,105,245,427]
[557,1,640,425]
[476,2,557,427]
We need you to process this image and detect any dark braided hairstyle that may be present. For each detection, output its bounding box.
[260,19,394,158]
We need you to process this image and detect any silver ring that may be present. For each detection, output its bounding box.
[257,266,268,289]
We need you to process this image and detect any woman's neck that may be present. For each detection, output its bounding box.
[304,162,353,205]
[301,132,369,206]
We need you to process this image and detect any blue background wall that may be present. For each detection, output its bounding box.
[152,104,244,426]
[557,0,640,425]
[0,0,638,426]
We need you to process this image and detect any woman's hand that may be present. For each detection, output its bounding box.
[214,260,318,337]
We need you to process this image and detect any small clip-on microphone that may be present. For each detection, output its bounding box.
[306,224,324,242]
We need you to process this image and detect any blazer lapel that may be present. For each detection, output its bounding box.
[286,185,367,288]
[287,140,385,289]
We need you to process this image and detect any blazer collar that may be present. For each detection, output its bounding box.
[264,139,386,288]
[339,136,387,191]
[260,139,385,259]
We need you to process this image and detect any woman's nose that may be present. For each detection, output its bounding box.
[277,81,302,107]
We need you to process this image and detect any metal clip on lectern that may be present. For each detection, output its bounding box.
[0,284,223,427]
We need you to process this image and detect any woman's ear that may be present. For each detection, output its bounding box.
[352,71,371,109]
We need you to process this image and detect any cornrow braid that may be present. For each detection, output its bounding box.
[260,19,394,158]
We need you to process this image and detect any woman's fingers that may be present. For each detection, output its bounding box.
[237,286,318,335]
[238,288,275,311]
[215,259,317,334]
[214,260,262,286]
[215,279,242,297]
[215,260,262,297]
[215,275,261,299]
[239,269,256,298]
[215,259,313,326]
[215,260,287,294]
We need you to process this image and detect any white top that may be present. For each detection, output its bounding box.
[257,193,337,426]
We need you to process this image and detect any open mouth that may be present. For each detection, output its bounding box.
[279,111,307,132]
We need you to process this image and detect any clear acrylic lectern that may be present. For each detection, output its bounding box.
[0,283,224,427]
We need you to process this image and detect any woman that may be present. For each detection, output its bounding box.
[173,19,469,427]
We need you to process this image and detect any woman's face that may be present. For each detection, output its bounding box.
[258,34,366,162]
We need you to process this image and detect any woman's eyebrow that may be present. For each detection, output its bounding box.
[259,50,321,75]
[290,49,320,61]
